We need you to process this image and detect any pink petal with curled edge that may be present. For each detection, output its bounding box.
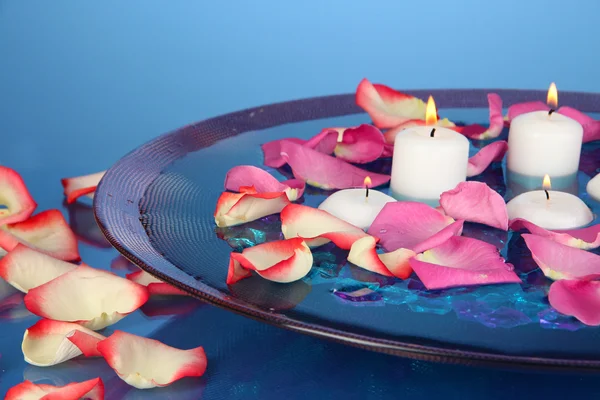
[0,209,80,261]
[440,181,508,230]
[355,79,426,128]
[522,234,600,281]
[97,330,207,389]
[281,204,369,249]
[348,236,415,279]
[382,143,394,157]
[126,270,187,296]
[261,129,338,168]
[224,165,305,201]
[467,140,508,177]
[61,171,106,204]
[410,236,520,290]
[507,101,547,121]
[227,256,252,285]
[548,280,600,326]
[510,218,600,250]
[334,124,385,163]
[279,141,390,190]
[558,106,600,143]
[0,244,77,293]
[66,329,104,357]
[458,94,504,140]
[22,319,105,367]
[24,265,149,330]
[367,201,456,252]
[214,189,290,228]
[5,378,104,400]
[0,166,37,225]
[230,237,313,283]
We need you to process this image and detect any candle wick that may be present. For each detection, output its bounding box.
[430,128,436,138]
[545,189,550,200]
[548,109,555,116]
[365,186,369,199]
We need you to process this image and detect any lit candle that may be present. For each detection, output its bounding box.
[507,174,593,229]
[318,176,396,230]
[390,96,469,203]
[587,172,600,202]
[507,83,583,179]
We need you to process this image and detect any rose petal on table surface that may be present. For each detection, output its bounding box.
[368,201,457,252]
[5,378,104,400]
[97,330,207,389]
[0,209,80,261]
[382,118,456,144]
[126,270,187,296]
[466,140,508,177]
[510,218,600,250]
[261,129,338,168]
[0,244,78,293]
[61,171,106,204]
[66,329,104,357]
[522,234,600,280]
[214,188,290,228]
[0,166,37,225]
[355,78,426,128]
[347,236,415,279]
[281,204,369,249]
[24,265,149,330]
[410,236,520,290]
[507,101,547,121]
[558,106,600,143]
[457,94,505,140]
[548,280,600,326]
[224,165,305,201]
[440,181,508,230]
[228,237,313,284]
[22,319,105,367]
[279,141,390,190]
[334,124,385,163]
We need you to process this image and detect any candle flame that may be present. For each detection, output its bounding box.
[364,176,372,188]
[542,174,552,190]
[425,96,438,125]
[547,82,558,109]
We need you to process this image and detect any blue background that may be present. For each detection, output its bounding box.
[2,1,600,398]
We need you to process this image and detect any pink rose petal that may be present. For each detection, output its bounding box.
[548,280,600,326]
[367,201,457,252]
[467,140,508,177]
[457,94,504,140]
[334,124,385,163]
[279,141,390,190]
[126,270,188,296]
[522,234,600,280]
[61,171,106,204]
[383,118,456,144]
[440,181,508,230]
[97,330,207,389]
[355,79,427,128]
[224,165,306,201]
[510,218,600,250]
[214,187,290,227]
[507,101,547,121]
[410,236,520,290]
[229,237,313,284]
[0,166,37,225]
[66,329,104,357]
[557,106,600,143]
[347,236,415,279]
[5,378,104,400]
[261,129,338,168]
[281,204,369,249]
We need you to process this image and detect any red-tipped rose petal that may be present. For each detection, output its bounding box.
[261,129,338,168]
[507,101,547,121]
[226,256,253,285]
[66,329,103,357]
[279,141,390,190]
[24,265,149,330]
[0,166,37,225]
[440,181,508,230]
[22,319,105,366]
[214,189,290,228]
[334,124,385,163]
[126,270,187,296]
[224,165,305,201]
[459,94,505,140]
[0,244,77,293]
[510,219,600,250]
[467,140,508,177]
[5,378,104,400]
[230,237,313,283]
[548,280,600,326]
[355,79,426,128]
[97,330,207,389]
[0,210,80,261]
[61,171,106,204]
[522,234,600,280]
[557,106,600,143]
[367,202,457,252]
[410,236,520,290]
[281,204,369,249]
[348,236,415,279]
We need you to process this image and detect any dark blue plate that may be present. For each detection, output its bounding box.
[94,89,600,369]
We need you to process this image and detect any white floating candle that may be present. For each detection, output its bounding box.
[390,96,469,202]
[507,175,593,230]
[587,173,600,202]
[318,177,395,230]
[507,83,583,178]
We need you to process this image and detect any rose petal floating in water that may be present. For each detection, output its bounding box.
[347,236,415,279]
[214,187,290,228]
[61,171,106,204]
[0,166,37,225]
[126,269,188,296]
[548,279,600,326]
[261,129,338,168]
[466,140,508,177]
[507,101,547,122]
[224,165,305,201]
[456,94,504,140]
[5,378,104,400]
[510,218,600,250]
[334,124,385,163]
